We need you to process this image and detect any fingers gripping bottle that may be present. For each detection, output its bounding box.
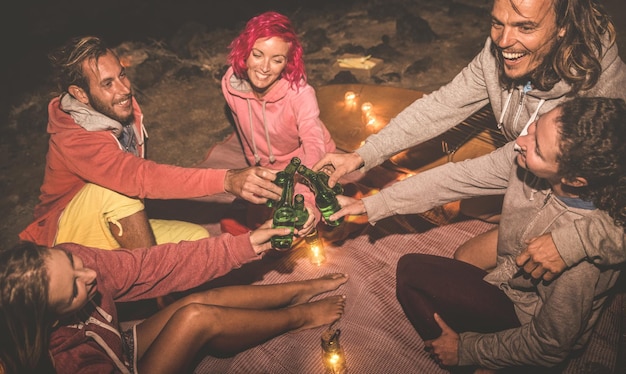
[267,157,301,208]
[297,164,344,227]
[270,158,301,250]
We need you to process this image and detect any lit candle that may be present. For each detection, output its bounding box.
[344,91,356,107]
[306,229,326,266]
[321,328,346,374]
[361,102,376,127]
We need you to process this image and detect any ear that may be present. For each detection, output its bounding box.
[69,85,89,105]
[558,27,566,38]
[561,176,587,187]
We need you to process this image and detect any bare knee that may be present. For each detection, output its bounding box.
[172,303,223,333]
[176,289,222,307]
[454,228,498,271]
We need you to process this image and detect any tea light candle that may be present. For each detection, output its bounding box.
[306,229,326,266]
[344,91,356,107]
[361,102,376,127]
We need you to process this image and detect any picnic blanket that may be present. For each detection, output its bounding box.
[147,132,621,373]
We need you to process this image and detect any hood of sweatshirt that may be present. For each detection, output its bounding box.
[224,68,297,164]
[58,93,124,135]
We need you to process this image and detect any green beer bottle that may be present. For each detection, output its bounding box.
[270,159,301,250]
[266,157,301,208]
[293,193,309,230]
[297,164,344,227]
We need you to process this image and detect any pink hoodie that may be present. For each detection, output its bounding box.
[222,67,336,213]
[19,96,228,246]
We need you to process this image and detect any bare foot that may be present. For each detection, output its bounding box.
[291,273,348,305]
[292,294,347,332]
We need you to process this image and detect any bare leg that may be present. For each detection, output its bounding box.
[135,274,348,374]
[459,195,503,224]
[109,210,156,249]
[453,227,498,271]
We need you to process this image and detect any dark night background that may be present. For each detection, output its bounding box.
[6,0,624,117]
[6,0,360,117]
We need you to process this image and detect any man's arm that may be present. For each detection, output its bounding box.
[552,211,625,267]
[361,142,516,224]
[314,39,493,184]
[517,210,625,281]
[458,263,612,369]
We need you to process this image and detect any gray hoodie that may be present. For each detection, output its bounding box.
[358,37,626,267]
[366,142,621,368]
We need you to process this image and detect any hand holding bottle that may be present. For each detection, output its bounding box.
[328,195,367,222]
[250,220,293,255]
[312,152,364,188]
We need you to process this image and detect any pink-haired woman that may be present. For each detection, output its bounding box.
[220,11,336,234]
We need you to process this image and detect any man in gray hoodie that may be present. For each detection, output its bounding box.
[314,0,626,278]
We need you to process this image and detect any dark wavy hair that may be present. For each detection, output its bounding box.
[227,11,306,88]
[0,242,55,374]
[493,0,615,95]
[557,97,626,227]
[48,35,111,95]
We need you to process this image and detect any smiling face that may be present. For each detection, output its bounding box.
[74,50,135,126]
[514,106,562,184]
[245,36,290,97]
[46,249,98,316]
[490,0,565,80]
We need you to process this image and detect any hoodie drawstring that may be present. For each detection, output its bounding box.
[497,90,513,130]
[247,100,261,165]
[261,101,276,164]
[247,99,276,165]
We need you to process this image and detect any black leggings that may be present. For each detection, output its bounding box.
[396,254,520,341]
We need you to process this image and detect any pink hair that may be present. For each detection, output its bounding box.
[228,11,306,87]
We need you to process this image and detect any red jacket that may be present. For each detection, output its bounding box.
[49,233,261,373]
[20,96,228,245]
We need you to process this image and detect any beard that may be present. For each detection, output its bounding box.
[491,41,561,91]
[88,92,135,127]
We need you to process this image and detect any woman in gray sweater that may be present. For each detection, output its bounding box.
[334,97,625,370]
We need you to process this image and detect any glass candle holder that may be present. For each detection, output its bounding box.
[321,328,346,374]
[361,102,376,127]
[306,229,326,266]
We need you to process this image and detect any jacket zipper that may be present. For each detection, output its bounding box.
[512,81,532,128]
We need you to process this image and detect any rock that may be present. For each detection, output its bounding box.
[404,57,434,75]
[329,71,359,84]
[396,14,437,43]
[303,28,331,54]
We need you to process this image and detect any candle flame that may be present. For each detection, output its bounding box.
[329,353,341,365]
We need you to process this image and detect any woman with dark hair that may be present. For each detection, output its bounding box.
[0,222,348,373]
[330,96,625,371]
[218,11,336,233]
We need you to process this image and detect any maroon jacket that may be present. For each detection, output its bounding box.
[49,233,261,373]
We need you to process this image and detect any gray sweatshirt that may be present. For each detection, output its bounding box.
[358,37,626,267]
[364,142,621,368]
